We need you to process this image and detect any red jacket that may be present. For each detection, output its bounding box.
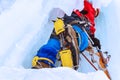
[83,0,96,35]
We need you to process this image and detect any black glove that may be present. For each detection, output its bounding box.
[91,37,101,49]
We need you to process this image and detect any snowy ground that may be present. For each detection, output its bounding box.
[0,67,109,80]
[0,0,120,80]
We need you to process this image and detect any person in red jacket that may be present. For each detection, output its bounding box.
[72,0,101,49]
[81,0,99,35]
[81,0,101,49]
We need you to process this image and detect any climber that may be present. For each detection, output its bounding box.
[31,0,101,69]
[32,17,89,69]
[71,0,101,49]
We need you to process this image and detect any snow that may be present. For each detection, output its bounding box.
[0,0,120,80]
[0,67,109,80]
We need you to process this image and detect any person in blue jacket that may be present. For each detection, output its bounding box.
[32,15,89,69]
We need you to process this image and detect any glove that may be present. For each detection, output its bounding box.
[92,37,101,49]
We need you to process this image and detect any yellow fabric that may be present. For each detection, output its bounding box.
[32,56,54,67]
[59,49,73,68]
[54,18,65,35]
[32,56,39,67]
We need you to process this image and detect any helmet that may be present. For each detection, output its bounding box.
[95,8,100,18]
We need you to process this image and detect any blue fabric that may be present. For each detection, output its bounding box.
[36,38,60,64]
[72,25,89,52]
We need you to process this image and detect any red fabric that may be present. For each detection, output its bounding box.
[73,9,82,17]
[83,0,96,34]
[90,26,96,34]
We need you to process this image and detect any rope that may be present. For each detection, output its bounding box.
[81,52,98,71]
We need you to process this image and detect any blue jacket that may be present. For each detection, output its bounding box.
[36,25,88,65]
[36,38,60,64]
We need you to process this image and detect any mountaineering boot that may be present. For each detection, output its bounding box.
[32,62,51,69]
[32,56,55,69]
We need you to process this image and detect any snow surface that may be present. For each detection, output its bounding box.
[0,67,109,80]
[0,0,120,80]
